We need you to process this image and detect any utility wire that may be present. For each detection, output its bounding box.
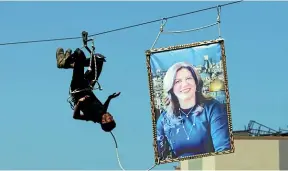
[0,0,243,46]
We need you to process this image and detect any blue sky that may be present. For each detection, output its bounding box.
[0,1,287,170]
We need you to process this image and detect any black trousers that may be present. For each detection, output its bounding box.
[70,48,104,103]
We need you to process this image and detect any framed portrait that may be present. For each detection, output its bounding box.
[145,39,235,165]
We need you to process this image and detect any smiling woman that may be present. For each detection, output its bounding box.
[156,61,231,160]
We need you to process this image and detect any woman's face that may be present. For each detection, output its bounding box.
[173,68,196,101]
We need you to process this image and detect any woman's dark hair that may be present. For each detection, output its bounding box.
[101,121,116,132]
[170,66,209,115]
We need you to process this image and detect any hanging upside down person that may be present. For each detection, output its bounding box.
[56,47,120,132]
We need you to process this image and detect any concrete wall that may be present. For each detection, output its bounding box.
[180,136,288,170]
[214,138,280,170]
[279,139,288,170]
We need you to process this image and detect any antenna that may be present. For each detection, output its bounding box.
[247,120,279,136]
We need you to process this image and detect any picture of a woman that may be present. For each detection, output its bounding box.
[156,61,231,159]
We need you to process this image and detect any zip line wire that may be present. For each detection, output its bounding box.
[0,0,243,46]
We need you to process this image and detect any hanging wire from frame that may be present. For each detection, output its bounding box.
[150,5,222,50]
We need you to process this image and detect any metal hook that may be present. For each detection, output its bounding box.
[160,18,167,32]
[216,6,221,38]
[82,31,88,46]
[82,31,92,54]
[217,5,221,23]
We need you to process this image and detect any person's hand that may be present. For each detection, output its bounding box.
[109,92,121,99]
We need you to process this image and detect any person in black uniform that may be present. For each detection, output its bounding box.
[56,47,120,132]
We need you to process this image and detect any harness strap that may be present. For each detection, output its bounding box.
[67,34,102,109]
[88,40,102,91]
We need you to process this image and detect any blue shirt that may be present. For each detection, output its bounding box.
[156,99,231,159]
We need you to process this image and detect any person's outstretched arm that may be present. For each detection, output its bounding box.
[73,96,89,120]
[103,92,121,112]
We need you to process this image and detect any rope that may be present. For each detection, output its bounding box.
[89,38,103,91]
[87,39,102,90]
[110,131,159,171]
[150,18,167,50]
[67,38,103,109]
[162,22,219,34]
[0,1,243,46]
[217,5,222,38]
[150,4,223,49]
[110,132,125,171]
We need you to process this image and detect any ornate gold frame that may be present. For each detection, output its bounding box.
[145,39,235,165]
